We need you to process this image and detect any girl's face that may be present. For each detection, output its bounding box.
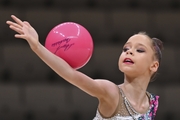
[118,34,159,78]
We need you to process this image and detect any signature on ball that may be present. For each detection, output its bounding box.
[52,38,75,54]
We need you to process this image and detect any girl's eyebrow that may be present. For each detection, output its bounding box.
[137,43,147,49]
[124,42,147,49]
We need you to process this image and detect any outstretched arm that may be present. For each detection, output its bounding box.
[6,15,118,100]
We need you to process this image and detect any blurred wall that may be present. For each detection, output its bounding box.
[0,0,180,120]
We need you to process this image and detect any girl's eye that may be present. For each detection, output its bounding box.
[137,49,145,53]
[123,47,129,52]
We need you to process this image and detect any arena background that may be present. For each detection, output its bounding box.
[0,0,180,119]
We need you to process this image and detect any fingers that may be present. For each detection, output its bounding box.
[7,20,24,34]
[6,15,30,35]
[9,24,24,34]
[10,15,24,27]
[15,34,26,39]
[6,15,24,34]
[6,15,29,40]
[6,20,22,30]
[6,15,31,32]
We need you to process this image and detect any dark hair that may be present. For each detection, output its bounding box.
[137,32,164,82]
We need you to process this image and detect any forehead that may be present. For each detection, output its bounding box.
[125,34,152,47]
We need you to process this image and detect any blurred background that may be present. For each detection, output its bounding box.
[0,0,180,120]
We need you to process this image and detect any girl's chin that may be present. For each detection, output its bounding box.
[120,69,138,76]
[119,67,135,73]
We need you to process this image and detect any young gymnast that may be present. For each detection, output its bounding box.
[6,15,163,120]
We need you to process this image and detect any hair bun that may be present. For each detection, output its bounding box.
[152,38,164,51]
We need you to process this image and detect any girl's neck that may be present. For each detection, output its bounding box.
[119,75,150,109]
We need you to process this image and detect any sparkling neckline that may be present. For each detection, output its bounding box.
[95,88,154,120]
[119,86,152,115]
[96,110,142,120]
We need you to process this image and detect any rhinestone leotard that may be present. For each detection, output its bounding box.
[93,86,159,120]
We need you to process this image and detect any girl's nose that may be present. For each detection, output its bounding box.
[126,50,133,55]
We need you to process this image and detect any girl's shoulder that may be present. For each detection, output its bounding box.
[146,91,159,105]
[146,92,159,119]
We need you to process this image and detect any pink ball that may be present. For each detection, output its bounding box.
[45,22,94,69]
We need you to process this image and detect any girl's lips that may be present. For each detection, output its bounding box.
[123,58,134,64]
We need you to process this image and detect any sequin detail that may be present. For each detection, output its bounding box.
[93,94,159,120]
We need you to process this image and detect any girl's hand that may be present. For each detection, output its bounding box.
[6,15,39,50]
